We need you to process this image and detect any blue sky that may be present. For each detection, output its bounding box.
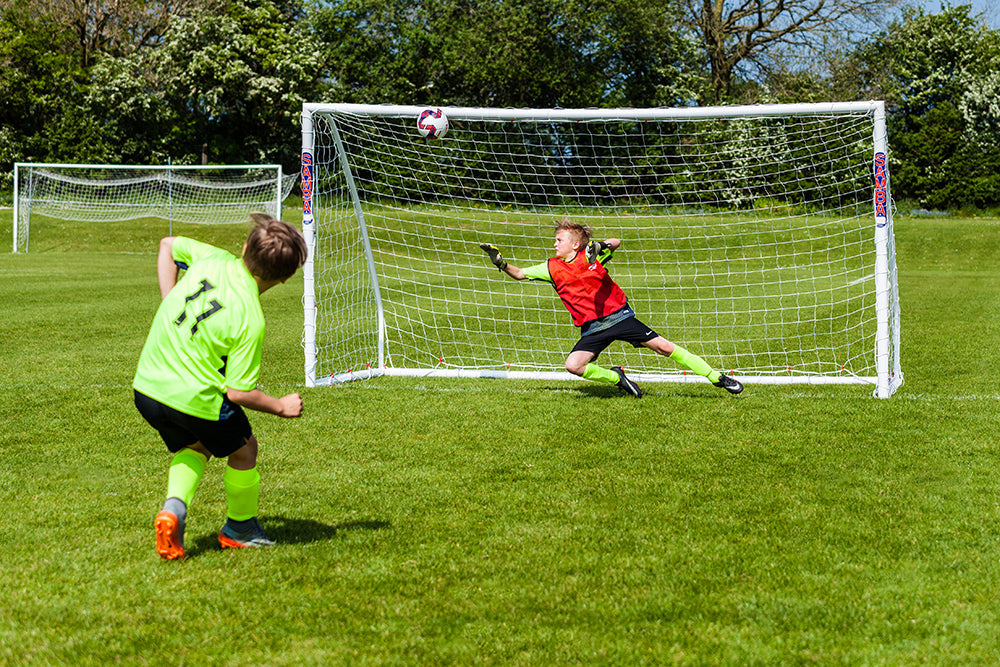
[911,0,1000,28]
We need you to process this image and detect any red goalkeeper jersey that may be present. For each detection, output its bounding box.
[542,252,629,327]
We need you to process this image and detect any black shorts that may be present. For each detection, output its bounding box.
[134,390,253,458]
[571,316,659,361]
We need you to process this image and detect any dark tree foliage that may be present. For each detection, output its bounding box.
[1,0,998,210]
[309,0,702,108]
[838,6,1000,209]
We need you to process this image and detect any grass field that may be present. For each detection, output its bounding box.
[3,207,1000,664]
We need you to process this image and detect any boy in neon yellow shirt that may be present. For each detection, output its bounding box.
[134,213,308,560]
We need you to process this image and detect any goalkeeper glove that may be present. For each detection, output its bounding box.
[586,240,610,264]
[479,243,507,271]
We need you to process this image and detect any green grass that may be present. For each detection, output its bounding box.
[3,207,1000,664]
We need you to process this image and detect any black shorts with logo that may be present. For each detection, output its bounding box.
[570,316,659,361]
[134,390,253,458]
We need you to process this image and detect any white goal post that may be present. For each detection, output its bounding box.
[13,163,299,253]
[300,102,903,397]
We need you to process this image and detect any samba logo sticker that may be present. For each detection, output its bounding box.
[301,152,314,221]
[874,152,887,227]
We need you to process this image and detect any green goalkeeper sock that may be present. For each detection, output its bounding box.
[582,363,620,384]
[224,466,261,521]
[669,345,721,383]
[166,448,208,508]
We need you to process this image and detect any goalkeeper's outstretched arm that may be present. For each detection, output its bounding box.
[479,243,527,280]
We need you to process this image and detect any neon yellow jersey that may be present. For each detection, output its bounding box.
[133,238,265,420]
[522,262,553,282]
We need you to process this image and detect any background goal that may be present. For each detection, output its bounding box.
[13,163,298,253]
[300,102,903,397]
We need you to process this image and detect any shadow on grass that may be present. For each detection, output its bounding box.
[185,516,391,557]
[567,383,725,400]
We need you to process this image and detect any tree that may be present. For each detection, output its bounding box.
[678,0,903,103]
[309,0,702,108]
[2,0,219,68]
[308,0,438,105]
[82,47,177,163]
[149,0,325,166]
[838,5,1000,209]
[0,9,90,192]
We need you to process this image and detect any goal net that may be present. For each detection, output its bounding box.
[300,102,903,397]
[13,163,299,253]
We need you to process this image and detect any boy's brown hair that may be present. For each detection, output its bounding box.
[554,215,592,248]
[244,213,308,282]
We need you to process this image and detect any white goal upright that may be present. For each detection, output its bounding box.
[300,102,903,397]
[13,163,299,253]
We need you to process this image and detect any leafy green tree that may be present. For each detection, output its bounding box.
[437,0,701,107]
[677,0,903,104]
[309,0,701,108]
[308,0,438,104]
[840,6,1000,209]
[4,0,219,68]
[142,0,325,166]
[0,10,89,192]
[82,48,177,163]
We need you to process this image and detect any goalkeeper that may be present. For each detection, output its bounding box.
[479,216,743,398]
[133,213,308,560]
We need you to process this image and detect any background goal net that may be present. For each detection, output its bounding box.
[301,102,903,397]
[13,163,299,253]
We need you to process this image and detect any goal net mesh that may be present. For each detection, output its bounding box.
[15,164,299,252]
[303,105,902,393]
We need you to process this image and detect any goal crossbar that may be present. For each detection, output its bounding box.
[301,101,903,397]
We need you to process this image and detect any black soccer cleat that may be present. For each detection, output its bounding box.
[611,366,643,398]
[713,373,743,395]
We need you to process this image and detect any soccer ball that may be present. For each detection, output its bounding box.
[417,108,449,140]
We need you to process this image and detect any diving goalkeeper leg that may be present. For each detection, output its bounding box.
[669,344,743,395]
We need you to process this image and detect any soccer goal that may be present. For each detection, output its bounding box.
[13,163,299,253]
[300,102,903,397]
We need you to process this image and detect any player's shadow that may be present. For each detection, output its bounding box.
[569,384,723,400]
[570,384,629,399]
[186,516,390,557]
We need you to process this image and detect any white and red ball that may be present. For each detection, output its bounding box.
[417,108,449,139]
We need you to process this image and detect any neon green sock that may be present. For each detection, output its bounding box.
[670,345,721,382]
[582,363,620,384]
[166,449,208,508]
[223,466,261,521]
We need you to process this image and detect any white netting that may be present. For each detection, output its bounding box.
[302,104,902,394]
[14,164,298,252]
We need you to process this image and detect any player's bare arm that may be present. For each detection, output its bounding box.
[502,264,527,280]
[157,236,180,299]
[226,387,303,418]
